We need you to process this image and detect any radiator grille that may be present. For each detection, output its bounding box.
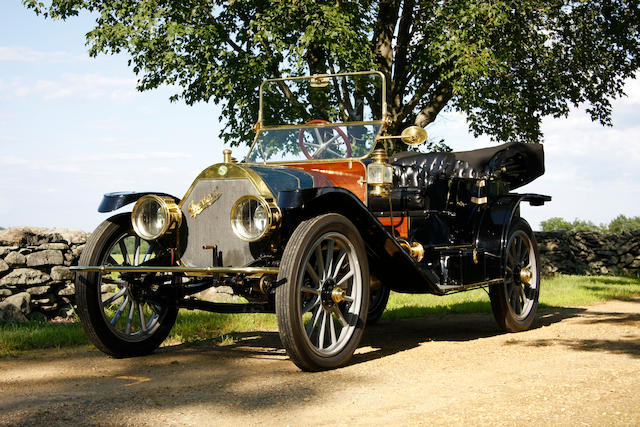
[179,178,260,267]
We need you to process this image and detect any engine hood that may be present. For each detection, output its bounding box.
[179,160,368,219]
[249,161,367,203]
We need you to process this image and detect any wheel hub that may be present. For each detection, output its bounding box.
[519,267,533,285]
[320,278,341,308]
[512,263,522,285]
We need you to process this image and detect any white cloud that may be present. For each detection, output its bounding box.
[0,195,8,215]
[74,152,193,162]
[0,156,29,166]
[542,112,640,169]
[542,167,583,184]
[5,73,138,101]
[149,167,174,174]
[0,111,16,125]
[0,46,84,63]
[618,76,640,106]
[0,151,192,181]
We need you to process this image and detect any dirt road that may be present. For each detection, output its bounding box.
[1,298,639,426]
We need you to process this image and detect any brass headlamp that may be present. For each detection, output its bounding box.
[131,195,182,240]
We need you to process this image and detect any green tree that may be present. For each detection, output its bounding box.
[540,217,601,232]
[540,217,573,231]
[569,219,601,232]
[541,215,640,233]
[25,0,640,148]
[607,214,640,233]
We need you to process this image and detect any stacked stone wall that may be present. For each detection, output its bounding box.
[536,230,640,277]
[0,227,87,322]
[0,227,639,321]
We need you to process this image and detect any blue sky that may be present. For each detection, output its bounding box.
[1,2,639,232]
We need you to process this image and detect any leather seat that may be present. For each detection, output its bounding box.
[390,152,481,188]
[377,142,544,211]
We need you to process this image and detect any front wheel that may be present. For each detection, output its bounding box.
[76,213,178,357]
[489,218,540,332]
[276,214,369,371]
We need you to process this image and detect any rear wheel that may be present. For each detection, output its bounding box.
[276,214,369,371]
[367,278,390,325]
[76,213,178,357]
[489,218,540,332]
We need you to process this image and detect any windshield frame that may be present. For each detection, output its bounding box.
[245,70,388,164]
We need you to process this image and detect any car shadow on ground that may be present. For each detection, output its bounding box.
[352,305,589,365]
[162,304,600,367]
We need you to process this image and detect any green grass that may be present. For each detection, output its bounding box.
[166,311,277,346]
[383,274,640,320]
[0,320,88,356]
[538,274,640,307]
[1,274,639,356]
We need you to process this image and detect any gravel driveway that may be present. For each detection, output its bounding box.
[1,298,639,426]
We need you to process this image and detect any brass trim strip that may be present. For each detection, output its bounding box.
[178,164,276,210]
[261,70,386,84]
[432,244,474,250]
[259,120,383,131]
[441,278,504,294]
[70,265,280,276]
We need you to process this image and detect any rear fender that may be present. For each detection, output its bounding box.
[474,193,551,274]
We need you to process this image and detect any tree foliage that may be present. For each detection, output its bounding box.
[540,217,600,232]
[541,215,640,233]
[24,0,640,148]
[608,214,640,233]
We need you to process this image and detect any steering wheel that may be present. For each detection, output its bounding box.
[298,119,352,159]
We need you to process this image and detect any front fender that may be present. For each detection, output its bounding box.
[98,191,180,213]
[277,187,441,294]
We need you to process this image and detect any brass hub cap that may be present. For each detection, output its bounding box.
[331,287,346,303]
[320,278,338,308]
[520,267,533,285]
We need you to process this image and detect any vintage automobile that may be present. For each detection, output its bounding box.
[71,71,550,371]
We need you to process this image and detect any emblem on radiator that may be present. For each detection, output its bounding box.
[188,187,222,217]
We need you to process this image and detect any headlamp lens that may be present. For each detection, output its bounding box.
[231,196,271,241]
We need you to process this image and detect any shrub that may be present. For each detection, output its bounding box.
[541,215,640,233]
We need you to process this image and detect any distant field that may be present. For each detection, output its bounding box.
[1,274,639,356]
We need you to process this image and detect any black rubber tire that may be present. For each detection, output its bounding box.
[76,213,178,357]
[489,218,540,332]
[276,213,369,371]
[367,280,390,325]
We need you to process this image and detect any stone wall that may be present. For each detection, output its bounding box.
[0,227,638,322]
[0,227,87,322]
[536,230,640,277]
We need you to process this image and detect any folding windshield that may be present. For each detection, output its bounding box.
[247,71,386,163]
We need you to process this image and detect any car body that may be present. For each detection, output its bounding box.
[72,71,550,371]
